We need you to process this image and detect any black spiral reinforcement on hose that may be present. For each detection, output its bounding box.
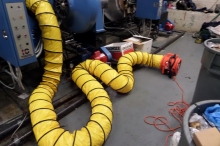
[26,1,170,146]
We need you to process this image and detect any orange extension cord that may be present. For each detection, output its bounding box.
[144,77,189,146]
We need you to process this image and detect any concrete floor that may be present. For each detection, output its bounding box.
[58,33,204,146]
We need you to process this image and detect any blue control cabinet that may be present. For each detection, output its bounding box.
[136,0,163,20]
[0,0,36,67]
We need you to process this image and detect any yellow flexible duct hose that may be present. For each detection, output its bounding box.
[73,52,163,93]
[27,1,165,146]
[71,52,163,145]
[27,0,113,146]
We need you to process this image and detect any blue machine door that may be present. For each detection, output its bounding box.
[136,0,163,20]
[0,0,20,67]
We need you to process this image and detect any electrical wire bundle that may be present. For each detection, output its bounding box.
[0,61,24,90]
[0,39,42,90]
[35,39,43,58]
[0,34,43,90]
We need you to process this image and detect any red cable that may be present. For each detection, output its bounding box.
[144,77,189,146]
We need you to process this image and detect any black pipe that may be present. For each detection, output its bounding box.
[0,89,82,140]
[7,131,32,146]
[173,30,184,33]
[152,31,185,54]
[104,26,125,31]
[4,95,87,146]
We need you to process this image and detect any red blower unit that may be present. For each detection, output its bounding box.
[161,53,182,78]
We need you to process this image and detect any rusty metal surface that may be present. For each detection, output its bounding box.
[1,94,87,146]
[0,63,80,134]
[0,89,22,125]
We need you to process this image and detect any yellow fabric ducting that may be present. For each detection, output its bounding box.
[27,1,165,146]
[73,52,163,94]
[27,0,113,145]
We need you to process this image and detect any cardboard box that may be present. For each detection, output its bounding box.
[193,128,220,146]
[104,42,134,61]
[124,35,152,53]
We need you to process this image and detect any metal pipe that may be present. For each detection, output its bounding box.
[0,114,29,141]
[4,95,87,146]
[142,19,145,36]
[152,31,185,54]
[147,20,152,37]
[104,26,125,31]
[101,0,108,8]
[7,131,32,146]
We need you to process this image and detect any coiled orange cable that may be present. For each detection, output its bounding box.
[144,76,189,146]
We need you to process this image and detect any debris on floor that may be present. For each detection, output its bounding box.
[169,132,181,146]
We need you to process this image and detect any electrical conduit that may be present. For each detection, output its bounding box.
[27,1,182,146]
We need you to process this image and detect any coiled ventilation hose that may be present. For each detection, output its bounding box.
[27,0,182,146]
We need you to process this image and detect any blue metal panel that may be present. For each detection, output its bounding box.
[0,2,19,67]
[136,0,163,20]
[0,0,37,67]
[92,1,105,33]
[162,1,168,13]
[66,0,104,33]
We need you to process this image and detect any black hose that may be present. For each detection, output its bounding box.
[104,26,134,36]
[104,26,125,31]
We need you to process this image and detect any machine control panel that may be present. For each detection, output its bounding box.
[6,2,34,60]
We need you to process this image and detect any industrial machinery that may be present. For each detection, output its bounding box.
[104,0,175,38]
[0,0,176,90]
[0,0,182,145]
[0,0,109,90]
